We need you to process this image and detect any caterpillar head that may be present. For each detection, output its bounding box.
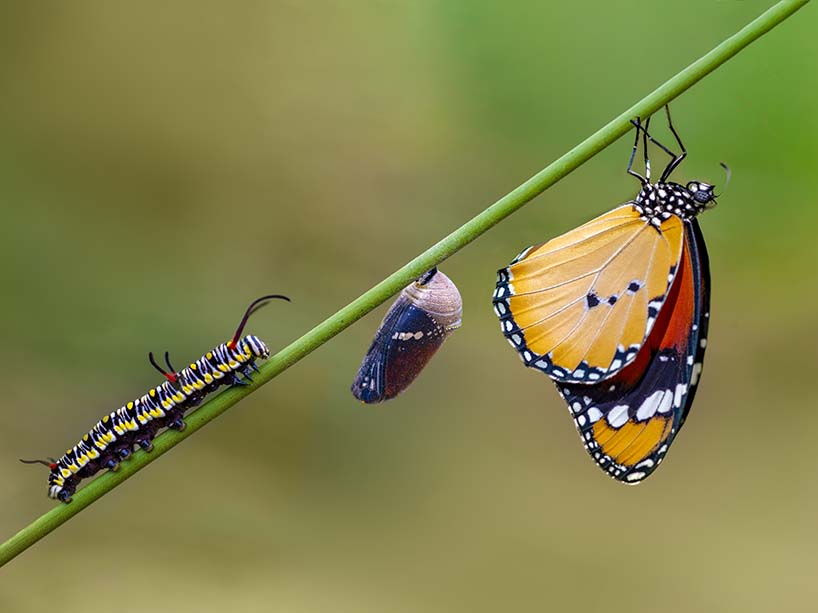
[242,334,270,359]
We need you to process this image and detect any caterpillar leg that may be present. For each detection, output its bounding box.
[116,447,132,461]
[104,457,120,472]
[135,423,160,452]
[167,418,187,432]
[136,438,154,452]
[57,489,74,503]
[187,393,205,408]
[230,373,250,387]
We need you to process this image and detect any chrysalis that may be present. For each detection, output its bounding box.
[351,267,462,403]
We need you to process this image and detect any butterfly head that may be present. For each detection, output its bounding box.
[686,181,717,209]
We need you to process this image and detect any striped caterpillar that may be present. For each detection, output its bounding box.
[20,294,289,503]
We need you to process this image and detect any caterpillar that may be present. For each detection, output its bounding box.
[20,294,289,503]
[351,267,462,403]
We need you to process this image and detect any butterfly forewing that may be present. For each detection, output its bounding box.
[494,205,684,383]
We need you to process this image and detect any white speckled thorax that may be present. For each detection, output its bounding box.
[632,181,713,228]
[405,270,463,331]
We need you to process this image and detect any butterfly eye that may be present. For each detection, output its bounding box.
[688,181,715,204]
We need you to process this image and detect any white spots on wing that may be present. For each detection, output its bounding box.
[610,359,622,371]
[657,390,673,414]
[691,362,703,386]
[587,372,600,381]
[587,407,603,423]
[607,405,630,428]
[635,390,664,420]
[636,458,655,470]
[626,471,646,482]
[511,334,522,345]
[700,338,707,348]
[577,414,587,427]
[674,383,688,408]
[504,321,513,332]
[395,331,424,341]
[571,402,582,414]
[687,355,694,365]
[536,360,549,369]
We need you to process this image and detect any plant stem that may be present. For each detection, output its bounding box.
[0,0,809,568]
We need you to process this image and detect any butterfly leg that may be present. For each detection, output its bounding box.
[627,117,646,184]
[659,104,687,181]
[631,107,687,182]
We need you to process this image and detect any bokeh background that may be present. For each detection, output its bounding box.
[1,2,817,611]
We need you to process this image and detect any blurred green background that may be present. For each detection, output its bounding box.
[1,2,817,611]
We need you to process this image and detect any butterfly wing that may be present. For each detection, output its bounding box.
[493,204,685,383]
[557,219,709,482]
[678,218,710,430]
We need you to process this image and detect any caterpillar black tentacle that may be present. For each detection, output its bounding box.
[21,294,290,503]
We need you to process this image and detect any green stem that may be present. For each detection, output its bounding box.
[1,0,809,568]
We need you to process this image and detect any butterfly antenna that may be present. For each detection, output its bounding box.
[228,294,291,349]
[719,162,732,193]
[149,351,178,383]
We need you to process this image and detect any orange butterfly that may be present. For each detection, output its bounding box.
[493,107,721,482]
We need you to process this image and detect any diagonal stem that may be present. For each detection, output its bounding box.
[0,0,809,568]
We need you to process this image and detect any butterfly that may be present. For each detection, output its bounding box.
[492,106,722,483]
